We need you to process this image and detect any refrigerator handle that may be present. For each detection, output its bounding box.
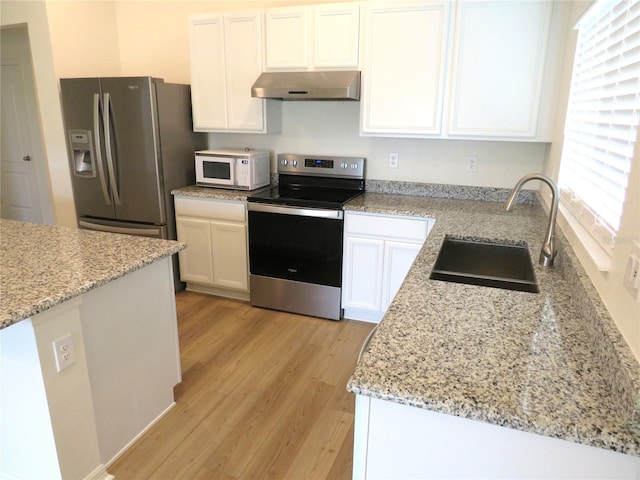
[103,93,122,206]
[93,93,111,205]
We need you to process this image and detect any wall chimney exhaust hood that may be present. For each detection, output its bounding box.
[251,71,360,100]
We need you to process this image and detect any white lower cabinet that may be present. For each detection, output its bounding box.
[342,211,433,323]
[210,222,247,290]
[344,236,385,314]
[175,217,214,285]
[175,196,249,300]
[354,395,640,479]
[383,241,423,308]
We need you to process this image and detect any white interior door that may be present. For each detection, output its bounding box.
[1,26,52,224]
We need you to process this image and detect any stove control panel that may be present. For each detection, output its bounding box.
[277,153,365,179]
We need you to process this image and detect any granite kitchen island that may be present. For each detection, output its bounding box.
[0,219,185,480]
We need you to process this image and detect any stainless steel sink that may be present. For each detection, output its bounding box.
[429,236,539,293]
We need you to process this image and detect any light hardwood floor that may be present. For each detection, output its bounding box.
[108,290,374,480]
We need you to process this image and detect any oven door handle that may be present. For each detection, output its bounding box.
[247,203,344,219]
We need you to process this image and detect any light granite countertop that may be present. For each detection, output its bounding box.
[171,184,271,201]
[0,219,184,329]
[346,192,640,457]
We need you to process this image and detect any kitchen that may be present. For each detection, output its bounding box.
[1,0,639,479]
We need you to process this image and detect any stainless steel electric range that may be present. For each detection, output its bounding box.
[247,153,366,320]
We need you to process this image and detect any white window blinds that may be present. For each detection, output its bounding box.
[558,0,640,255]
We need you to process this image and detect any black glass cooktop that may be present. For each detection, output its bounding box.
[248,185,363,209]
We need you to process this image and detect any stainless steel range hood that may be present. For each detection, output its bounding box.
[251,71,360,100]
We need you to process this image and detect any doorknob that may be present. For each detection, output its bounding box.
[22,155,31,162]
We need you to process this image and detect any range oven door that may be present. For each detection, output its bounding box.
[248,203,343,285]
[247,203,344,319]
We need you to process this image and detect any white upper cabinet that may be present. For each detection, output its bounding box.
[360,0,561,141]
[313,3,361,68]
[190,15,226,130]
[189,12,281,133]
[224,13,267,131]
[264,7,310,70]
[360,1,451,136]
[264,3,360,71]
[445,0,554,139]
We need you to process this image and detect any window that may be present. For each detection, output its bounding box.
[558,0,640,256]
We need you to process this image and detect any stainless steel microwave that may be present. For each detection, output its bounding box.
[195,149,271,190]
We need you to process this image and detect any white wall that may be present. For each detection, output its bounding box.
[45,0,121,78]
[542,1,640,360]
[209,101,546,187]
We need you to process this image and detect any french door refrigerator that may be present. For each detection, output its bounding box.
[60,76,196,287]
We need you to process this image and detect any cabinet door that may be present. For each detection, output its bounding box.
[357,396,640,479]
[210,221,248,291]
[382,241,422,310]
[342,236,385,312]
[313,3,360,68]
[361,1,450,135]
[446,0,552,138]
[189,16,227,130]
[224,12,265,131]
[176,217,214,285]
[265,7,309,70]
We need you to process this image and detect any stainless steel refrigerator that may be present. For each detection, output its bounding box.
[60,76,196,288]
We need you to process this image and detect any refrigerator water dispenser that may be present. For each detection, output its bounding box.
[69,129,96,177]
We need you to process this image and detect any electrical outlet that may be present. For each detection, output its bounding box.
[388,152,399,168]
[466,155,478,173]
[53,334,76,372]
[623,254,640,301]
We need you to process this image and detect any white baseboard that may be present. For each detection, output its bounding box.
[105,402,177,469]
[84,464,114,480]
[343,307,383,323]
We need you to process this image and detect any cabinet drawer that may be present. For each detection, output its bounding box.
[345,212,430,243]
[175,196,246,222]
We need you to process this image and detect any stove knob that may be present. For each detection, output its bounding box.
[280,159,288,166]
[340,162,348,169]
[291,160,298,167]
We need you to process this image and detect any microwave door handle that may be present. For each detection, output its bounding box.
[93,93,111,205]
[103,93,122,205]
[229,160,236,186]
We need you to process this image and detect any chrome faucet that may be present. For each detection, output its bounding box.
[504,173,559,267]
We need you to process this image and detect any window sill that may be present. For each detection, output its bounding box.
[557,202,613,273]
